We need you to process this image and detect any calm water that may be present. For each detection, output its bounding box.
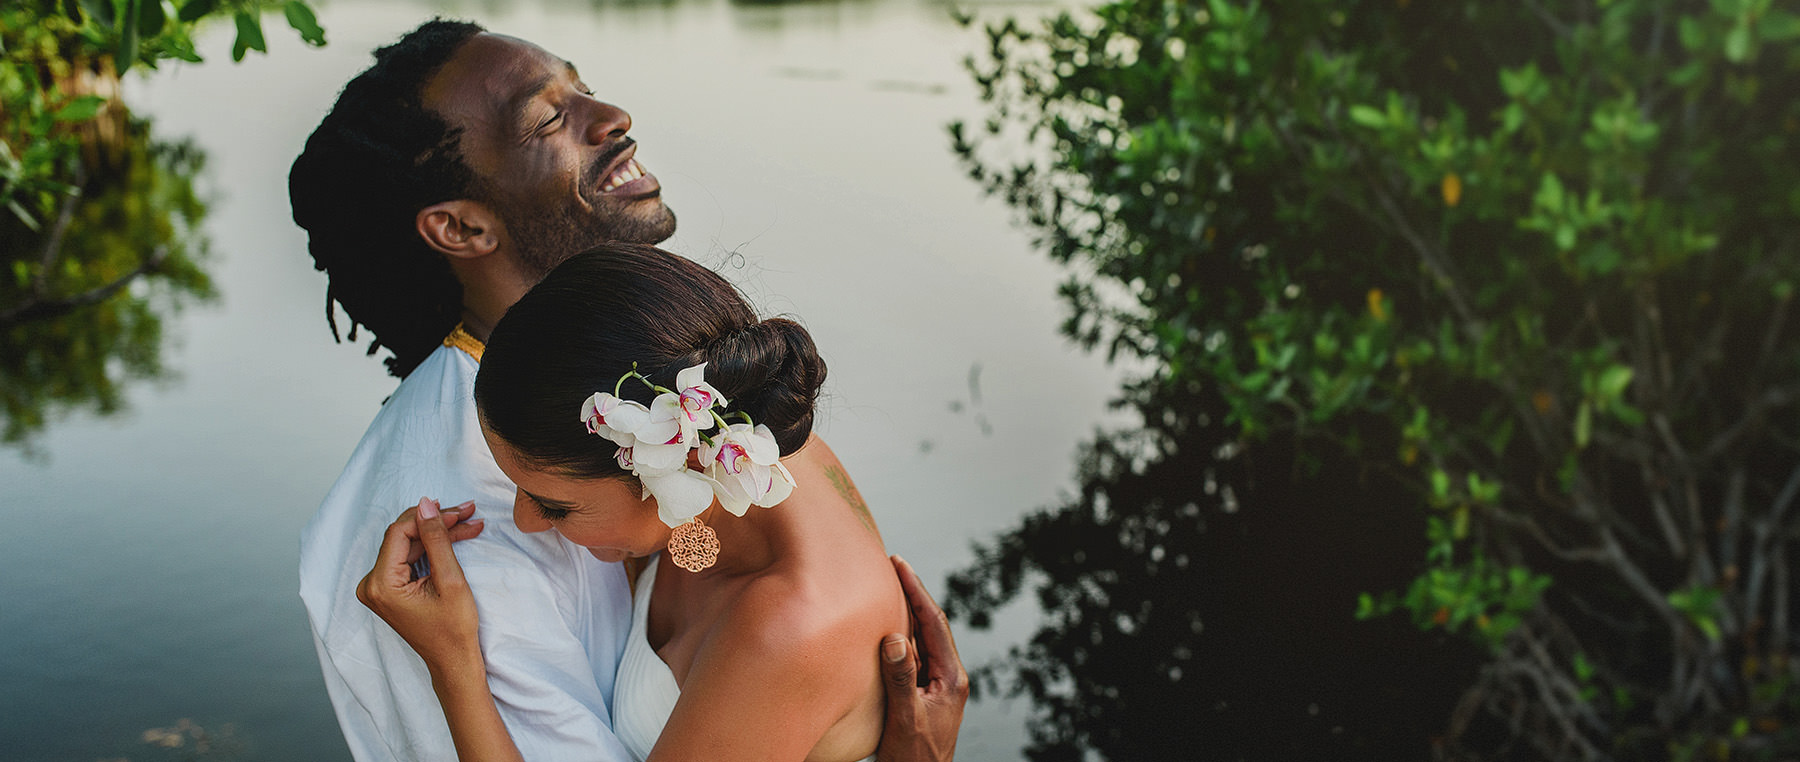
[0,1,1121,760]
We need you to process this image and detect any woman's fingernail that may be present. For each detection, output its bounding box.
[419,499,440,519]
[456,500,476,511]
[466,518,484,528]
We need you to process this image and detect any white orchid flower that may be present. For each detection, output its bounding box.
[635,391,702,450]
[629,438,690,475]
[641,468,723,527]
[581,365,790,533]
[758,462,797,507]
[579,392,651,446]
[674,363,727,431]
[702,423,795,514]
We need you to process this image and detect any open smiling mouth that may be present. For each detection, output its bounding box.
[600,158,656,195]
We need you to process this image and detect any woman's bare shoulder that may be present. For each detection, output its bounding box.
[728,555,903,660]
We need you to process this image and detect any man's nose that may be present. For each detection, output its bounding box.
[513,490,551,533]
[584,101,631,145]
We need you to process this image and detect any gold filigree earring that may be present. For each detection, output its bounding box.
[668,516,720,572]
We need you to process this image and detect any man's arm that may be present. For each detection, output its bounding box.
[875,556,969,762]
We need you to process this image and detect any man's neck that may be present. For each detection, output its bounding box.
[451,255,535,343]
[458,309,498,343]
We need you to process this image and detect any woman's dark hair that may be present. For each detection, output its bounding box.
[288,19,484,378]
[475,243,827,479]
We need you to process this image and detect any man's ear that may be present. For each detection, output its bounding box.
[416,200,502,260]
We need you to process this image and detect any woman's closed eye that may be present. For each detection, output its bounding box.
[523,490,575,521]
[535,501,571,521]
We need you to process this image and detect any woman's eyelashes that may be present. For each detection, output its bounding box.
[533,498,572,522]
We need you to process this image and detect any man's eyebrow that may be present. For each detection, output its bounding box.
[521,488,578,511]
[508,61,580,132]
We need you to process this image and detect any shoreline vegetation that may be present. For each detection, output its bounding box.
[946,0,1800,759]
[0,0,324,452]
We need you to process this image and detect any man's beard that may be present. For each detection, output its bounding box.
[497,167,677,280]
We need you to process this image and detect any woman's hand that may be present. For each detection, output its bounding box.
[357,497,488,679]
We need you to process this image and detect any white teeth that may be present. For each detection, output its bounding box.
[602,159,647,192]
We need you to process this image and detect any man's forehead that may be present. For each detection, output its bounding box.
[422,33,576,121]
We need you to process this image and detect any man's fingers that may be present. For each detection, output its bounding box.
[878,633,922,728]
[414,498,468,590]
[893,555,968,697]
[880,633,919,691]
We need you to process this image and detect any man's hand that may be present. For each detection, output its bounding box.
[875,555,969,762]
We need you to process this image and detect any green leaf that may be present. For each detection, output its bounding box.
[79,0,116,26]
[231,10,266,62]
[1762,10,1800,41]
[1554,225,1576,251]
[116,0,141,70]
[1724,21,1751,62]
[51,95,107,122]
[1535,172,1565,212]
[176,0,218,22]
[1668,586,1723,641]
[1572,652,1595,682]
[283,1,326,46]
[1574,402,1592,448]
[1348,104,1385,129]
[1678,15,1705,50]
[137,0,165,37]
[1597,364,1633,401]
[1500,102,1524,134]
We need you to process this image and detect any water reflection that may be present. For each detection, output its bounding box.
[138,718,245,759]
[946,382,1483,760]
[0,115,214,451]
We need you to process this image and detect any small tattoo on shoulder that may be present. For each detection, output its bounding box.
[825,465,877,534]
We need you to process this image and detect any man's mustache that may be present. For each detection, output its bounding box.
[587,138,637,192]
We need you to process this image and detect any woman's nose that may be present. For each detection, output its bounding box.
[513,490,551,533]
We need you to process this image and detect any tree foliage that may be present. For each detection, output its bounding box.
[0,0,324,449]
[948,0,1800,758]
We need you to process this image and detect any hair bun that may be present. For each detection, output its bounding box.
[700,318,826,455]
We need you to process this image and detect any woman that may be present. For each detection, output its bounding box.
[359,242,916,762]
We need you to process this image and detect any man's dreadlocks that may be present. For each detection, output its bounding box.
[289,19,484,378]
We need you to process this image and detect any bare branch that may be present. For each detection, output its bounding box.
[28,177,84,298]
[1521,0,1575,40]
[1483,505,1610,563]
[1701,385,1798,463]
[0,245,169,326]
[1746,464,1800,641]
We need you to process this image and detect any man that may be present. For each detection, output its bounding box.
[289,19,965,762]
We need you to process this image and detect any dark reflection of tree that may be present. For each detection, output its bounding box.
[947,381,1483,761]
[0,117,213,450]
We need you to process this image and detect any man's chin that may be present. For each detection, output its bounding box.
[610,202,676,245]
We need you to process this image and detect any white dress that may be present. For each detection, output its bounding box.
[613,559,684,762]
[611,558,877,762]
